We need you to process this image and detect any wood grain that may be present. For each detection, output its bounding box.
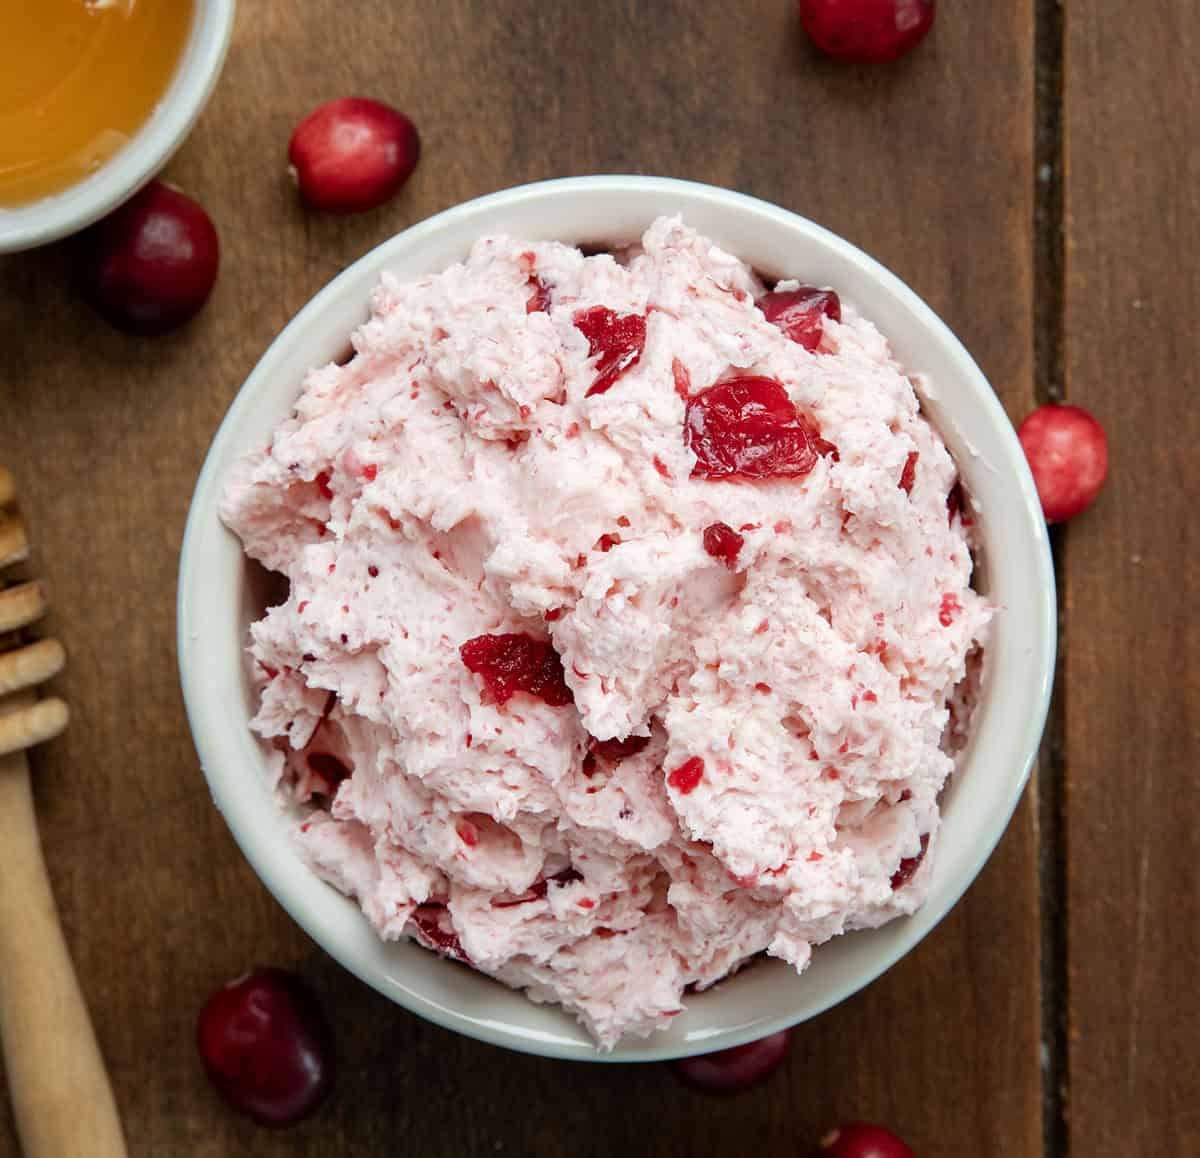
[0,3,1039,1154]
[1064,3,1200,1154]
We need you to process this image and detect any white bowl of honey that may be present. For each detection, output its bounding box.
[0,0,236,254]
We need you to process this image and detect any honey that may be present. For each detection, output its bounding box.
[0,0,194,208]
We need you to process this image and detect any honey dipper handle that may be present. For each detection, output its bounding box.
[0,749,127,1158]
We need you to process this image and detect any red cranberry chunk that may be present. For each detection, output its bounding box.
[526,275,551,314]
[890,832,930,889]
[196,968,334,1128]
[702,521,745,567]
[77,180,219,336]
[898,451,918,494]
[759,287,841,351]
[288,97,420,214]
[667,756,705,794]
[817,1121,916,1157]
[672,1030,791,1094]
[686,376,819,481]
[1017,403,1109,523]
[460,633,574,707]
[574,306,647,396]
[590,734,652,763]
[799,0,936,65]
[409,904,470,963]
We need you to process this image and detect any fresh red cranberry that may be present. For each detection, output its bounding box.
[1017,403,1109,523]
[672,1030,791,1093]
[898,451,919,494]
[196,968,334,1127]
[685,376,819,481]
[759,287,841,351]
[76,180,219,335]
[574,306,647,396]
[702,521,745,567]
[288,97,420,214]
[667,756,705,794]
[799,0,936,64]
[890,832,930,889]
[816,1122,915,1157]
[460,632,574,707]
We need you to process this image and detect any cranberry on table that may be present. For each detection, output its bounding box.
[672,1029,792,1093]
[1017,403,1109,524]
[196,968,334,1127]
[799,0,936,64]
[816,1122,915,1157]
[76,180,219,335]
[288,97,420,214]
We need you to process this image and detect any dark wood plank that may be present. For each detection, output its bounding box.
[1064,4,1200,1154]
[0,2,1039,1154]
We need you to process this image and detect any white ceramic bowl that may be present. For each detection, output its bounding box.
[178,176,1055,1061]
[0,0,236,254]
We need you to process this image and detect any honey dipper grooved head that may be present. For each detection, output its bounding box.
[0,467,70,756]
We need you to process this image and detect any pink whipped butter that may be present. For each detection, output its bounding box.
[222,217,990,1047]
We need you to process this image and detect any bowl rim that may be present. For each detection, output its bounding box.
[178,175,1056,1061]
[0,0,237,253]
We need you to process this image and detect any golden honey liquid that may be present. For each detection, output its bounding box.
[0,0,194,207]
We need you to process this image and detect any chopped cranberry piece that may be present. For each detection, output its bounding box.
[367,565,379,578]
[817,1122,915,1157]
[890,833,930,889]
[361,464,378,482]
[667,756,705,794]
[596,533,622,552]
[799,0,936,65]
[672,1030,791,1094]
[938,593,961,627]
[702,521,745,567]
[544,607,564,622]
[526,276,552,314]
[574,306,647,396]
[196,968,334,1127]
[1017,403,1109,523]
[685,376,819,481]
[460,633,574,707]
[590,734,651,763]
[409,905,469,962]
[315,471,333,500]
[898,451,919,494]
[759,287,841,351]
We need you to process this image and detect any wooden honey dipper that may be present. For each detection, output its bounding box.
[0,467,127,1157]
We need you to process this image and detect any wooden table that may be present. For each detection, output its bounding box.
[1,3,1195,1154]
